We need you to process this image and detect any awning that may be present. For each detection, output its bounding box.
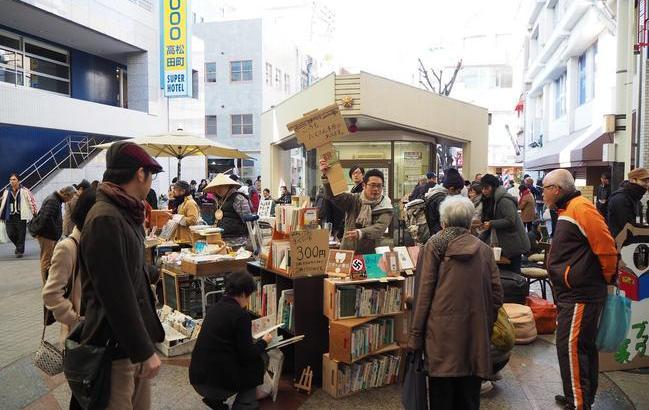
[525,126,613,171]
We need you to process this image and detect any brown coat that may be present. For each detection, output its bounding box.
[175,195,200,243]
[408,232,503,379]
[518,193,535,223]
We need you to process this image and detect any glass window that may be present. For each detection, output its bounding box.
[0,67,23,85]
[394,142,432,200]
[192,69,198,99]
[230,60,252,82]
[205,62,216,82]
[578,53,587,105]
[206,115,217,136]
[495,66,513,88]
[578,42,597,105]
[0,32,20,50]
[25,41,68,64]
[554,72,566,119]
[275,68,281,88]
[24,55,69,79]
[0,48,21,69]
[265,63,272,85]
[231,114,253,135]
[25,73,69,94]
[284,73,290,93]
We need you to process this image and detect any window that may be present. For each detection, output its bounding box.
[0,30,70,95]
[284,73,290,93]
[230,60,252,82]
[494,66,513,88]
[275,68,281,88]
[578,42,597,105]
[554,72,566,119]
[191,70,198,99]
[205,62,216,82]
[265,63,272,85]
[205,115,217,136]
[231,114,253,135]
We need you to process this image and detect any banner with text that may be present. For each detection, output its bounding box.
[162,0,191,97]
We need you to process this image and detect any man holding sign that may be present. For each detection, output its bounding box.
[320,159,393,254]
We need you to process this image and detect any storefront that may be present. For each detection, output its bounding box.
[261,72,489,199]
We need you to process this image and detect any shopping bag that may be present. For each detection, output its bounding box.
[401,351,428,410]
[0,220,8,244]
[596,287,631,352]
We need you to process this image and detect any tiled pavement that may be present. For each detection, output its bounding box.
[1,239,648,409]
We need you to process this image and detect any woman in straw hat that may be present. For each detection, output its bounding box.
[204,174,252,238]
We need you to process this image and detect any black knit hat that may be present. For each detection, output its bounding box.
[480,174,501,188]
[106,141,163,173]
[442,168,464,190]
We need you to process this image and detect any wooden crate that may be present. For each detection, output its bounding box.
[323,277,405,321]
[180,258,251,277]
[322,352,401,399]
[156,338,196,357]
[329,316,401,364]
[161,269,193,312]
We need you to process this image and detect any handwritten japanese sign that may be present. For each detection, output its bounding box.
[286,104,349,150]
[288,229,329,277]
[317,143,347,195]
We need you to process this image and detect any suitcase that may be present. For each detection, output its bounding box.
[503,303,537,344]
[525,293,557,334]
[500,269,530,304]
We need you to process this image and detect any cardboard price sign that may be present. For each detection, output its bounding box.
[286,104,349,150]
[318,143,348,196]
[288,229,329,276]
[326,249,354,277]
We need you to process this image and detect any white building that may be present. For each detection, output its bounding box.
[520,0,617,185]
[0,0,207,202]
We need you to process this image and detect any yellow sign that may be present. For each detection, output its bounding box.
[162,0,191,97]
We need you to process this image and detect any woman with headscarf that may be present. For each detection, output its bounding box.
[173,180,200,243]
[204,174,252,239]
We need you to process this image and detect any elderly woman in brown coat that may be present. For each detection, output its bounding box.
[408,195,503,409]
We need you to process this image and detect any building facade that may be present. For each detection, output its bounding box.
[519,0,618,186]
[0,0,206,201]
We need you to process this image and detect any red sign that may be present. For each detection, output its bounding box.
[351,256,365,274]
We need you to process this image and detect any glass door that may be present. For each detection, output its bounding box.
[339,160,392,200]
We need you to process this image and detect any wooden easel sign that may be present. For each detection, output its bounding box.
[325,249,354,278]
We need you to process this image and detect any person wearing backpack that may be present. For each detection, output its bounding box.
[424,168,464,236]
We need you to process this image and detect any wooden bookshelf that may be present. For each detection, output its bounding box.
[247,261,328,386]
[322,274,407,397]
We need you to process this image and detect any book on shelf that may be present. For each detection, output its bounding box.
[334,353,401,397]
[259,284,277,317]
[363,254,386,279]
[270,241,291,271]
[334,284,402,319]
[276,289,295,333]
[275,205,319,234]
[393,246,415,270]
[407,246,420,269]
[404,276,415,300]
[266,334,305,350]
[249,278,263,316]
[350,318,395,361]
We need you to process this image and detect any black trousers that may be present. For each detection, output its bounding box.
[428,376,481,410]
[556,302,603,410]
[5,214,26,253]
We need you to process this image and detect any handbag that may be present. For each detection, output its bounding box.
[64,322,114,410]
[596,286,632,352]
[0,220,8,244]
[33,316,64,376]
[401,351,428,410]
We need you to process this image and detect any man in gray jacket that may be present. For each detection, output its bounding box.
[480,174,530,273]
[320,160,393,254]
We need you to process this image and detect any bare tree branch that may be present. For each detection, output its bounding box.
[417,58,435,92]
[442,59,462,96]
[419,80,431,91]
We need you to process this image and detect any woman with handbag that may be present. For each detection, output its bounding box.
[407,196,503,410]
[40,188,95,409]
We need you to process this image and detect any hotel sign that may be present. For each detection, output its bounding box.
[162,0,191,97]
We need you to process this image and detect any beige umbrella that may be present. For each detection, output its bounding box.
[94,132,252,179]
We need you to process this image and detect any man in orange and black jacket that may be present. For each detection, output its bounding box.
[542,169,618,410]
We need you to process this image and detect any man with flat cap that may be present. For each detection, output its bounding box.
[77,141,165,409]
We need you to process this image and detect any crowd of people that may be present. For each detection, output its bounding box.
[2,150,648,409]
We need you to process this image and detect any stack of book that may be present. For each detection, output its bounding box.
[404,276,415,300]
[335,353,401,397]
[276,289,295,333]
[270,241,291,271]
[275,206,319,233]
[350,318,395,361]
[335,285,402,319]
[251,284,277,317]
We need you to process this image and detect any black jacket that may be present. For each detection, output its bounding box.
[29,192,63,240]
[79,190,164,363]
[424,188,448,236]
[190,296,267,390]
[482,187,530,258]
[607,181,646,239]
[350,183,364,194]
[317,197,345,240]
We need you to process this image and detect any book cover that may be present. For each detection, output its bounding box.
[364,253,386,279]
[393,246,414,270]
[407,246,421,269]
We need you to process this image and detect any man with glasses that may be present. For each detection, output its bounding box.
[542,169,617,410]
[0,173,37,257]
[607,167,649,239]
[320,160,393,254]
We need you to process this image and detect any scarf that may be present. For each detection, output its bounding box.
[99,182,145,225]
[429,227,469,256]
[355,192,386,228]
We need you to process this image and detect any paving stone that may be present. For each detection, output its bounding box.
[0,357,49,410]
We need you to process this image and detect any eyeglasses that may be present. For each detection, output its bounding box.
[366,183,383,190]
[543,184,558,190]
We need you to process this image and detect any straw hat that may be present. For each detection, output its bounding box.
[204,173,241,193]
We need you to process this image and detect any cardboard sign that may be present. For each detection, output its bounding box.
[288,229,329,276]
[318,143,348,196]
[258,200,273,218]
[384,251,401,277]
[600,223,649,371]
[286,103,349,150]
[326,249,354,277]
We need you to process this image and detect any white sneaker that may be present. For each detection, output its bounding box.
[480,381,493,395]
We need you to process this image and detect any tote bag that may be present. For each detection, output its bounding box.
[596,287,631,352]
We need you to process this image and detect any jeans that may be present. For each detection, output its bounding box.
[5,214,26,254]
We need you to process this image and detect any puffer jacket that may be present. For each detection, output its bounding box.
[607,181,646,239]
[424,186,449,236]
[484,186,530,258]
[29,192,64,240]
[548,191,618,304]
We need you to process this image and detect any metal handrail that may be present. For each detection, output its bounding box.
[1,135,108,192]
